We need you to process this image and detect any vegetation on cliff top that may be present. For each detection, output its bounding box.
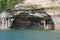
[0,0,24,12]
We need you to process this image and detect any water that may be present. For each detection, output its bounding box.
[0,29,60,40]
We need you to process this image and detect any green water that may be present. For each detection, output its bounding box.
[0,29,60,40]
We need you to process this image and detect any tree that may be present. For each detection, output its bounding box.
[0,0,24,12]
[0,0,4,11]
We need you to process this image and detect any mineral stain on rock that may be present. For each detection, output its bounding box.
[11,8,54,29]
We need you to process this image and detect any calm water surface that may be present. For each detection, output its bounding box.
[0,29,60,40]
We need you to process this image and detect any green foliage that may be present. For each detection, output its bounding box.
[0,0,4,11]
[0,0,24,12]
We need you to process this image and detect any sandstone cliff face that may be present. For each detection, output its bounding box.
[24,0,60,7]
[45,9,60,30]
[24,0,60,30]
[15,0,60,10]
[12,0,60,29]
[11,8,54,29]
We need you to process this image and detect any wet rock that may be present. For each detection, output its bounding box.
[11,9,54,29]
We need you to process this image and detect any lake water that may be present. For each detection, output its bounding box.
[0,29,60,40]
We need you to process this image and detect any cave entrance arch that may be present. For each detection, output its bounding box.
[11,8,54,29]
